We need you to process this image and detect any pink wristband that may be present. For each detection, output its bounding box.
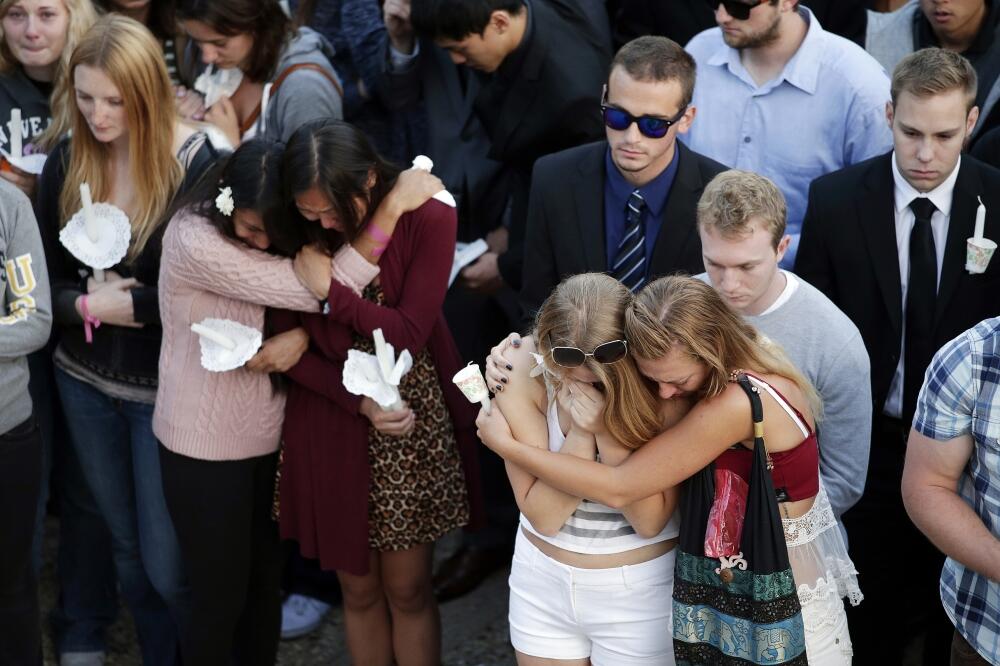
[366,224,392,244]
[80,295,101,344]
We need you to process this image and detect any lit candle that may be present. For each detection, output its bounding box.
[9,108,21,159]
[974,196,986,240]
[190,322,236,350]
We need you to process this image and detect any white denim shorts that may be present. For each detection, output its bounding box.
[508,528,676,665]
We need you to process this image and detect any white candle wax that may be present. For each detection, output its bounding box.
[372,328,394,379]
[191,322,236,350]
[9,108,21,159]
[974,196,986,240]
[80,183,100,243]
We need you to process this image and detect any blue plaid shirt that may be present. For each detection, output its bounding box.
[914,317,1000,664]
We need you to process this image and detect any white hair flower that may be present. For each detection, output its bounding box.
[215,186,234,217]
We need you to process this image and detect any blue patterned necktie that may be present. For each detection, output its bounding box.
[612,189,647,291]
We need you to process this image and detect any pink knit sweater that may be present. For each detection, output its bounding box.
[153,211,377,461]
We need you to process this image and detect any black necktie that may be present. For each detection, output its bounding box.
[903,197,938,422]
[612,189,647,292]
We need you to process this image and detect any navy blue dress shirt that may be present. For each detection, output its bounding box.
[603,146,679,273]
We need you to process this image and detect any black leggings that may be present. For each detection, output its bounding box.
[0,416,42,665]
[159,443,282,666]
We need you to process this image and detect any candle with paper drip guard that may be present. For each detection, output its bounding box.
[452,362,491,414]
[8,108,21,159]
[58,182,133,284]
[190,322,236,350]
[342,328,414,411]
[966,195,997,274]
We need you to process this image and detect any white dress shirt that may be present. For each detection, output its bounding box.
[884,152,958,418]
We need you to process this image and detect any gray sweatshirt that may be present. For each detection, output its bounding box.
[698,271,873,522]
[260,27,344,143]
[0,180,51,435]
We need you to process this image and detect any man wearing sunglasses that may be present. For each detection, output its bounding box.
[519,36,727,325]
[683,0,892,270]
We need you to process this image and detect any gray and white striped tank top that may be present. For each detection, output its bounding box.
[519,394,679,554]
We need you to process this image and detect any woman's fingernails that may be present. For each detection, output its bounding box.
[500,377,507,384]
[512,340,521,347]
[505,364,513,370]
[495,385,503,392]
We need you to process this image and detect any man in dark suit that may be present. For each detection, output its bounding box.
[519,36,727,324]
[410,0,612,293]
[795,48,1000,665]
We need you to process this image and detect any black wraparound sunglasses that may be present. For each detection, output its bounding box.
[706,0,768,20]
[550,340,629,368]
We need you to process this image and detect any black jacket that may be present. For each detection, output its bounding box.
[35,136,218,388]
[795,151,1000,415]
[519,140,727,325]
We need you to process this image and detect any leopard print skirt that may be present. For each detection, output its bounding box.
[356,285,469,551]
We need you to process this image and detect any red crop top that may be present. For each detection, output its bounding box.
[714,374,819,502]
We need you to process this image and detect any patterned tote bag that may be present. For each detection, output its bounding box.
[673,374,808,665]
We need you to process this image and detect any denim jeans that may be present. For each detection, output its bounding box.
[55,368,188,665]
[28,351,118,655]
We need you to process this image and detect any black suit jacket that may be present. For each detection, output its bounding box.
[519,140,728,325]
[795,152,1000,415]
[474,0,612,289]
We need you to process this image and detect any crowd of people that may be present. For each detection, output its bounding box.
[0,0,998,665]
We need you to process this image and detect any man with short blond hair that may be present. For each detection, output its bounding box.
[695,170,872,526]
[796,46,1000,664]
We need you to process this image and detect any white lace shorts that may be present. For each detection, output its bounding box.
[508,529,676,665]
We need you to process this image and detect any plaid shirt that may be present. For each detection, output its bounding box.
[914,317,1000,664]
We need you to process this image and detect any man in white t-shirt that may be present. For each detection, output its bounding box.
[695,169,872,525]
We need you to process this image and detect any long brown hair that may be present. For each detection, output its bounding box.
[534,273,662,450]
[625,275,823,420]
[0,0,99,150]
[59,14,183,262]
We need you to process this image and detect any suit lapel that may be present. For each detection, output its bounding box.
[859,155,903,338]
[649,142,700,275]
[935,160,979,328]
[572,144,607,270]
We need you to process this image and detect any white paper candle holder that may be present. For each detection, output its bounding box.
[191,318,262,372]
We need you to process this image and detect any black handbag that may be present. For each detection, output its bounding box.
[672,374,808,665]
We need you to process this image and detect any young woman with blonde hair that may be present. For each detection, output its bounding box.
[490,272,686,666]
[482,275,862,665]
[0,0,97,195]
[35,14,217,665]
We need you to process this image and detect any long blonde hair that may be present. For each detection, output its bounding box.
[0,0,99,151]
[534,273,662,450]
[59,14,182,262]
[626,275,823,421]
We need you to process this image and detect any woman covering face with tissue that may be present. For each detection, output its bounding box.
[153,136,449,665]
[272,118,483,666]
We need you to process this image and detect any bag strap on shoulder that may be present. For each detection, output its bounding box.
[733,373,772,470]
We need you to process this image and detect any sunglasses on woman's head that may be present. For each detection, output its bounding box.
[550,340,629,368]
[601,89,687,139]
[705,0,768,20]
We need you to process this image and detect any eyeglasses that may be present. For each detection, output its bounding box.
[601,89,686,139]
[706,0,768,20]
[550,340,629,368]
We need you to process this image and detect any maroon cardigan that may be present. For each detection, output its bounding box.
[273,198,485,575]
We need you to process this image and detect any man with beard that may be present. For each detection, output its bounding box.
[683,0,892,269]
